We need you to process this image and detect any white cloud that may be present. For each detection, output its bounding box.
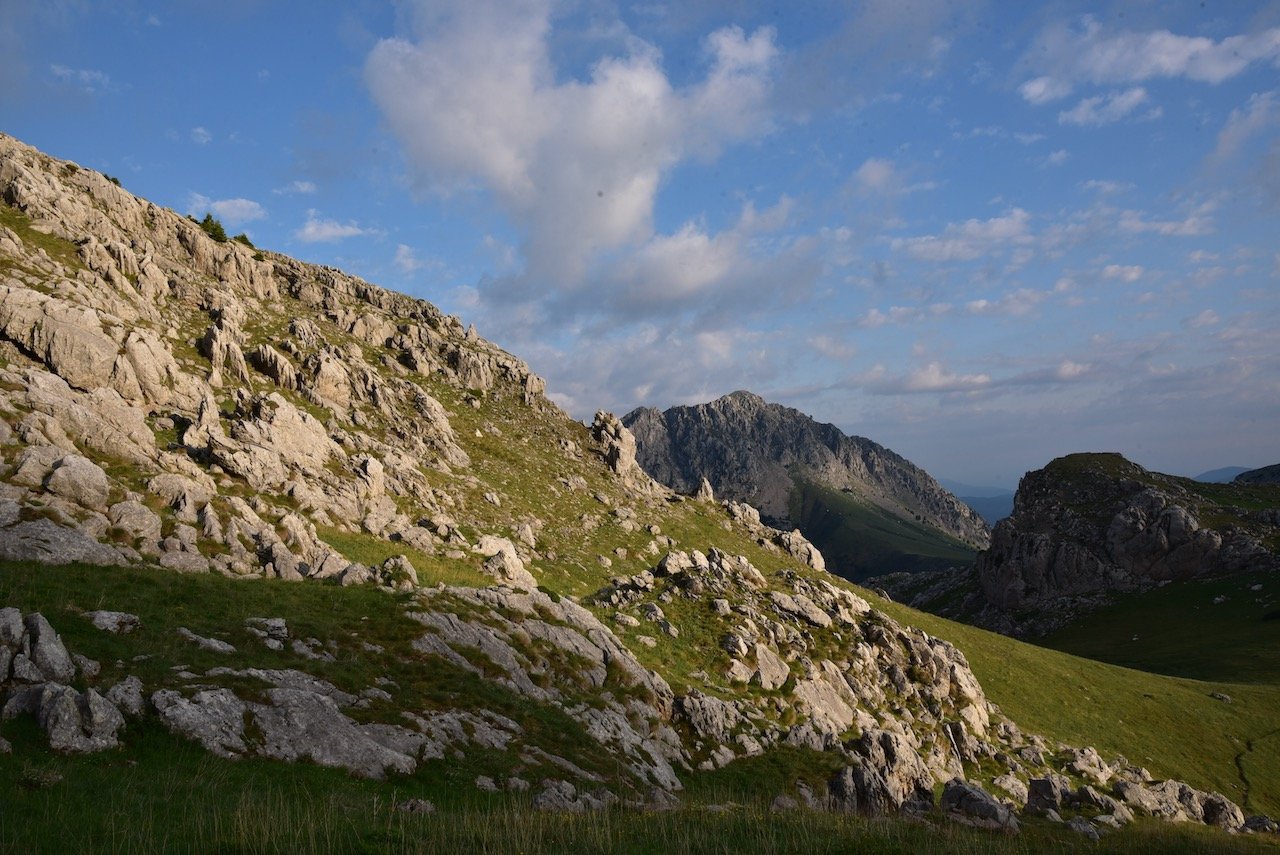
[1042,149,1069,167]
[1118,207,1214,237]
[1018,76,1072,105]
[294,210,371,242]
[186,193,266,226]
[1058,87,1150,126]
[853,157,898,194]
[274,180,317,195]
[900,362,991,393]
[394,244,422,274]
[1020,18,1280,102]
[1187,309,1220,328]
[49,64,113,94]
[1210,90,1279,165]
[965,288,1047,317]
[1102,264,1144,282]
[366,2,777,289]
[190,126,211,145]
[891,208,1032,262]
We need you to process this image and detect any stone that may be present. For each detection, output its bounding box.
[752,643,790,691]
[0,519,124,566]
[177,627,236,654]
[152,688,249,757]
[38,685,126,753]
[940,779,1020,833]
[86,610,141,634]
[44,454,111,510]
[828,730,934,816]
[398,799,436,814]
[475,535,536,589]
[106,676,146,717]
[107,501,162,546]
[1066,816,1100,842]
[25,612,75,683]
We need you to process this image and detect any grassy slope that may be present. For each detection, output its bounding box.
[2,562,1278,852]
[1037,569,1280,684]
[790,481,977,580]
[865,590,1280,818]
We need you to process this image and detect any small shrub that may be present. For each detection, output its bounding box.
[199,213,228,243]
[232,233,255,248]
[104,174,121,187]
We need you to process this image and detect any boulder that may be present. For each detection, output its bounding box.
[44,454,111,510]
[941,779,1020,833]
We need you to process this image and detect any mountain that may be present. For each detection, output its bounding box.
[623,392,989,580]
[1237,463,1280,485]
[0,133,1274,846]
[878,452,1280,640]
[956,494,1015,525]
[1195,466,1252,483]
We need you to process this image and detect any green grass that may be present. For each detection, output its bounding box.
[1038,570,1280,684]
[865,590,1280,817]
[790,481,977,580]
[0,200,85,277]
[2,717,1277,853]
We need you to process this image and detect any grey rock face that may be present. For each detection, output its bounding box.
[941,779,1020,832]
[623,392,989,571]
[975,454,1277,633]
[0,518,124,566]
[828,729,935,815]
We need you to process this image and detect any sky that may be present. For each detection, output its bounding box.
[2,1,1278,488]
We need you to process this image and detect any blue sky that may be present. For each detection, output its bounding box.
[3,1,1278,487]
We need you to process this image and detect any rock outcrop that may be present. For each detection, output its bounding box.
[971,453,1278,634]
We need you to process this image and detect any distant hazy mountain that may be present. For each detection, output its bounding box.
[1195,466,1252,483]
[937,479,1014,499]
[956,494,1015,525]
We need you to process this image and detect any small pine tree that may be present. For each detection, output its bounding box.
[199,213,228,243]
[231,233,255,248]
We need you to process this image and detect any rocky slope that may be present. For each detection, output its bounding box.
[879,453,1280,637]
[624,392,989,578]
[0,133,1270,840]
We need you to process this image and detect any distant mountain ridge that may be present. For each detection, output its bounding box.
[623,392,989,579]
[1195,466,1252,483]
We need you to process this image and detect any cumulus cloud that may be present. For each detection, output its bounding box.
[186,193,266,226]
[366,1,777,289]
[1019,17,1280,102]
[190,126,211,145]
[891,208,1032,262]
[294,210,371,242]
[1057,87,1151,126]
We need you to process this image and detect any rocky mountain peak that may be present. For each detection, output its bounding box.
[623,393,990,579]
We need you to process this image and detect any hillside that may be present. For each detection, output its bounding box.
[623,392,988,580]
[875,452,1280,644]
[0,133,1277,848]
